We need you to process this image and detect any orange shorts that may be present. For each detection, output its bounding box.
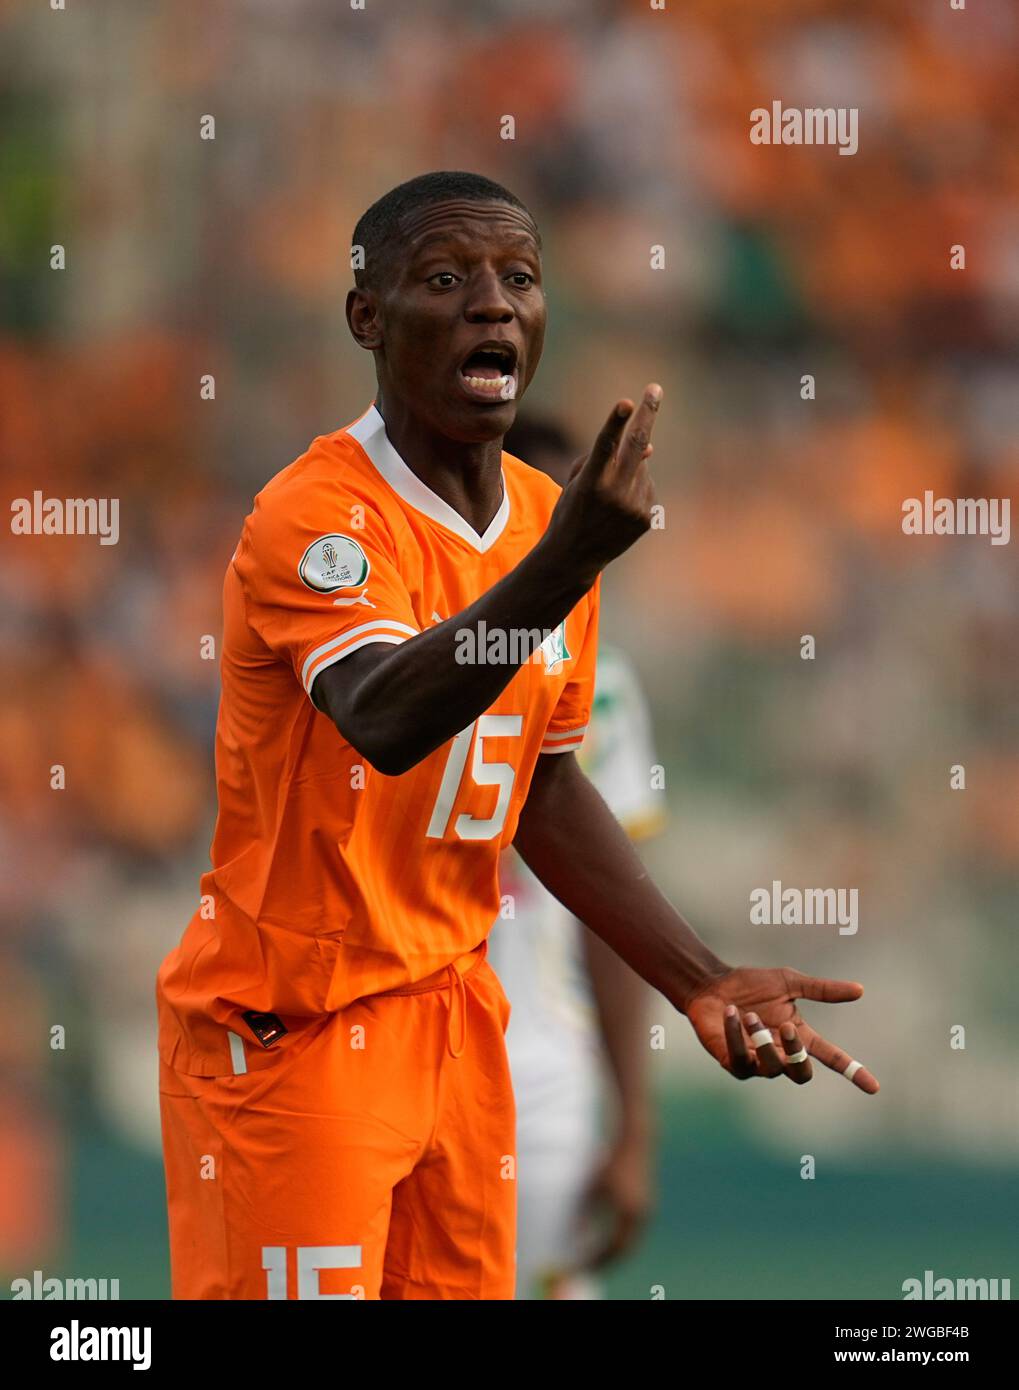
[157,948,516,1299]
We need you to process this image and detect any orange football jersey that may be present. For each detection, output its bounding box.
[158,404,599,1075]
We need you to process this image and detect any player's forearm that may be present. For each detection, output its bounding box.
[513,754,730,1012]
[317,533,593,774]
[582,926,654,1143]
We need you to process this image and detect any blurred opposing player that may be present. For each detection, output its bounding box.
[488,417,664,1298]
[156,171,879,1302]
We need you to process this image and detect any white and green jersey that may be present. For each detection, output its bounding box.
[489,644,663,1296]
[488,645,664,1098]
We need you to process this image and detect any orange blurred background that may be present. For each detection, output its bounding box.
[2,0,1017,1297]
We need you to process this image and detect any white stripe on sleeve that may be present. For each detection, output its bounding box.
[301,620,418,693]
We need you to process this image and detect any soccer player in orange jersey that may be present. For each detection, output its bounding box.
[156,170,879,1301]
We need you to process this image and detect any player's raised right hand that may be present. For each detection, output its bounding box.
[544,384,661,584]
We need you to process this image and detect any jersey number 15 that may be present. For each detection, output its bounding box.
[425,715,522,841]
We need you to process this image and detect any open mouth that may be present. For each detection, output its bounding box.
[458,342,518,402]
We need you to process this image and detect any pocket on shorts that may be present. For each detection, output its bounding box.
[158,982,331,1081]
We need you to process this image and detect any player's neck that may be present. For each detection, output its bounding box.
[374,395,504,535]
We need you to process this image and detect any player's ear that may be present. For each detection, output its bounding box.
[346,286,383,351]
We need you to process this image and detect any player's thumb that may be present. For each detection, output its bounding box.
[793,972,864,1004]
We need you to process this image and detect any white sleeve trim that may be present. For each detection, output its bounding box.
[540,723,588,753]
[301,620,418,694]
[541,724,588,743]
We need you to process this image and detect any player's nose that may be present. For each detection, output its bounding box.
[463,268,514,323]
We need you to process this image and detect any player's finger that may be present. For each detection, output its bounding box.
[807,1030,879,1094]
[582,400,634,479]
[616,384,662,476]
[789,972,864,1005]
[724,1005,756,1080]
[777,1020,813,1085]
[744,1013,785,1078]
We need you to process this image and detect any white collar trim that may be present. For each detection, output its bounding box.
[346,405,510,554]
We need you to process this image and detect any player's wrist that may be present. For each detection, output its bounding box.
[614,1107,654,1153]
[530,528,601,600]
[669,953,732,1016]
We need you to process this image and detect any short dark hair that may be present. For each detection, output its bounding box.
[351,170,537,291]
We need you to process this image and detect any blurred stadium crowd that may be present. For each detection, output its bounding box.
[2,0,1017,1283]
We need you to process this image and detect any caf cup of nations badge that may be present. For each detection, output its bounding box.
[299,534,371,593]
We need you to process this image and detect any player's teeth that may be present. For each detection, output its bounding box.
[463,373,515,396]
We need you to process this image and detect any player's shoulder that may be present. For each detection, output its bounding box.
[243,414,392,544]
[258,420,380,509]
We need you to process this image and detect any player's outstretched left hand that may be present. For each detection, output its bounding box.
[684,967,879,1094]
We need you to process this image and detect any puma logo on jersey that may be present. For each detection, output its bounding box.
[332,590,376,608]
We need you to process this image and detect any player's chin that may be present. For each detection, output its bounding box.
[445,393,518,443]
